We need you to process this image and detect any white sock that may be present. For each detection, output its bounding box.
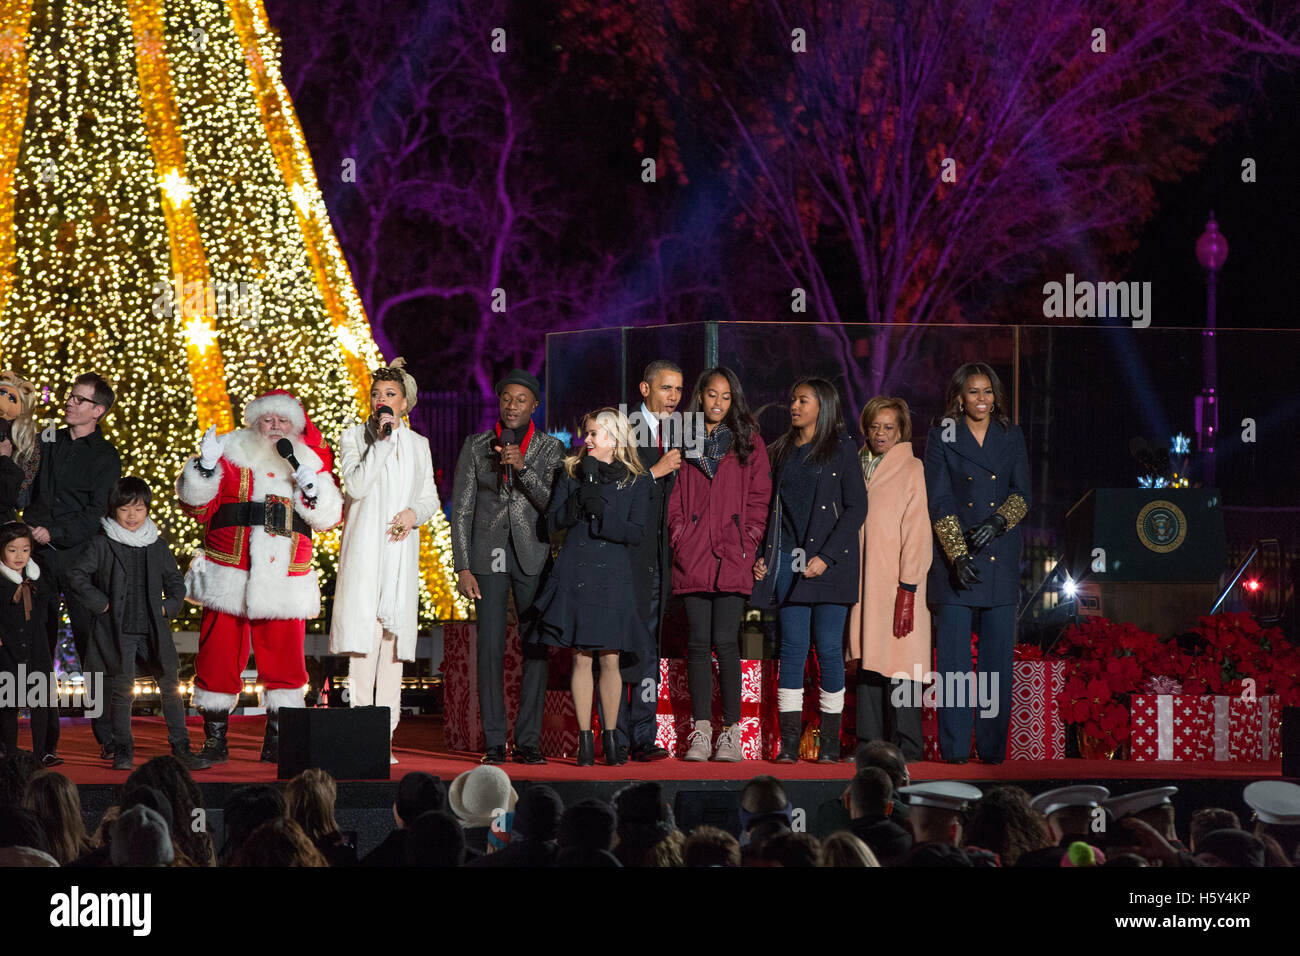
[820,688,845,714]
[777,688,803,713]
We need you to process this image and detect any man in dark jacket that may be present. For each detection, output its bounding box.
[847,768,913,865]
[360,772,446,866]
[468,784,562,867]
[450,370,565,766]
[896,781,997,867]
[608,359,682,762]
[21,372,122,761]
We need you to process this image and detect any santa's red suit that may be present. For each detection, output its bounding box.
[176,391,341,763]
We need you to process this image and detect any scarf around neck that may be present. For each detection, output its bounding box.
[102,516,161,547]
[690,423,733,479]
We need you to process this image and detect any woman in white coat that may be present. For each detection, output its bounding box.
[331,359,441,762]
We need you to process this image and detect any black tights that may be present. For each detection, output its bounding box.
[683,593,746,725]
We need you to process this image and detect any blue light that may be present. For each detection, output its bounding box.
[1171,433,1191,455]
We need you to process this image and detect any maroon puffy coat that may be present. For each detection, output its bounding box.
[666,432,771,595]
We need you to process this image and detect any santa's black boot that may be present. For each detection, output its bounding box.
[260,709,280,763]
[197,711,230,764]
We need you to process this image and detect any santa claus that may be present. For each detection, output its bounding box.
[176,390,342,763]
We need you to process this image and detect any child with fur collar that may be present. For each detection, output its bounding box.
[65,477,208,772]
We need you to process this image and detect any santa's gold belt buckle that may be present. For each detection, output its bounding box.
[264,495,292,537]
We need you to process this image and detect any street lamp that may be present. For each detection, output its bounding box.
[1195,212,1228,489]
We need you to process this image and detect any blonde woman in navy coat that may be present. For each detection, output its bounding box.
[924,363,1029,765]
[526,407,650,768]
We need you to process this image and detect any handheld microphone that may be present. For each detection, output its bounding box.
[276,438,316,505]
[377,404,395,437]
[276,437,301,471]
[499,427,517,486]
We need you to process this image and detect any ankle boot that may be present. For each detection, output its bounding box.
[112,747,134,771]
[602,729,624,766]
[817,712,842,763]
[577,730,595,767]
[172,740,212,771]
[775,711,802,763]
[197,710,229,764]
[260,709,280,763]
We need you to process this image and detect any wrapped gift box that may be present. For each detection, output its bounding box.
[1222,695,1282,762]
[1129,694,1213,761]
[441,621,523,752]
[1008,659,1066,760]
[655,658,775,759]
[538,689,603,758]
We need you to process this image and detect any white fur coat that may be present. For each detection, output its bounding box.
[329,424,441,661]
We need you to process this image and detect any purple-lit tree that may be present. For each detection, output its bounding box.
[273,0,722,404]
[559,0,1300,407]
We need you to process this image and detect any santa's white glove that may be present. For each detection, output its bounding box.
[293,464,319,498]
[198,425,226,471]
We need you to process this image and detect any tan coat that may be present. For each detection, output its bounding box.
[846,442,932,679]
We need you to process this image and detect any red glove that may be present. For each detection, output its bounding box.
[893,587,915,638]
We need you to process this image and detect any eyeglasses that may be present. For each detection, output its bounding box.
[65,393,103,408]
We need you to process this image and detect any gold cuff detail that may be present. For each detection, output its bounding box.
[934,514,968,563]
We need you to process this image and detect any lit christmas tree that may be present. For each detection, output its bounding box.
[0,0,467,623]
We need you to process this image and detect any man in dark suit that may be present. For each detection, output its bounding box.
[609,359,683,762]
[22,372,122,765]
[847,768,913,865]
[451,370,565,765]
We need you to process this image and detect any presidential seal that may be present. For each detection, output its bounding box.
[1136,500,1187,553]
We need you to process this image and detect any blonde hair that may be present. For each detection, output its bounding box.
[286,768,341,844]
[563,407,647,486]
[858,395,913,445]
[0,370,39,465]
[821,831,880,867]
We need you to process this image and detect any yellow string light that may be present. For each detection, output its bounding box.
[0,2,464,624]
[0,0,34,338]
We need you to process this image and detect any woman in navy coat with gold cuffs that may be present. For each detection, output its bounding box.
[924,363,1029,765]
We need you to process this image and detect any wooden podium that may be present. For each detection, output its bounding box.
[1065,489,1227,634]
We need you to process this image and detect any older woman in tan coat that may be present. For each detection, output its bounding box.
[846,397,931,760]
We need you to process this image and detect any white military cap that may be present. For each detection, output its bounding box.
[1102,786,1177,819]
[1243,781,1300,825]
[1030,785,1110,817]
[897,781,982,812]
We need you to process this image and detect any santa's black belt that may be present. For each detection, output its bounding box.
[209,498,311,539]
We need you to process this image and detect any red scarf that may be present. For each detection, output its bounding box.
[494,420,535,489]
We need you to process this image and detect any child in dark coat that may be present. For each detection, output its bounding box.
[66,477,208,771]
[0,522,57,764]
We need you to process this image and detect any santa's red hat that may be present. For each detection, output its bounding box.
[243,389,334,472]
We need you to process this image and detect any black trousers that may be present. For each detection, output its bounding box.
[683,592,745,725]
[473,538,549,750]
[110,631,188,755]
[39,552,104,752]
[612,564,662,751]
[0,650,53,758]
[855,670,924,761]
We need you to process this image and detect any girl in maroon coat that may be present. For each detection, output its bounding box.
[667,368,770,761]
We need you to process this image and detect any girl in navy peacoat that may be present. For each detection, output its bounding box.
[526,407,650,767]
[924,363,1030,764]
[0,522,55,761]
[751,379,868,763]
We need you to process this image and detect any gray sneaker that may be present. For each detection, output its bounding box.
[714,723,743,762]
[684,720,712,761]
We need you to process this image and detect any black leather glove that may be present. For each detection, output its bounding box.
[964,513,1007,553]
[954,553,982,589]
[578,483,606,520]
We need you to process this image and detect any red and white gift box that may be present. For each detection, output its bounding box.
[1210,695,1283,762]
[440,621,523,752]
[1008,660,1066,760]
[1129,695,1214,761]
[654,658,775,759]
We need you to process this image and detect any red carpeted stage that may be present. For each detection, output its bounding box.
[16,715,1288,786]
